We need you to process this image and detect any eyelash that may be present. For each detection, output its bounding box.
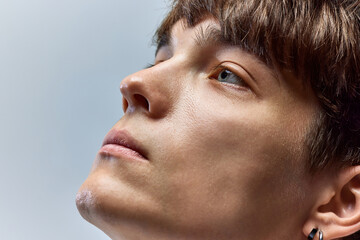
[145,63,155,69]
[210,66,249,88]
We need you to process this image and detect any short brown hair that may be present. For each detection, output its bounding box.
[155,1,360,238]
[155,0,360,171]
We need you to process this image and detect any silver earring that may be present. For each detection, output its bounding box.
[319,230,323,240]
[308,228,318,240]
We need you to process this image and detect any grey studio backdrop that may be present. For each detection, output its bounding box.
[0,0,168,239]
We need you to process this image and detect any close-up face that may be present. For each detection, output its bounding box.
[77,18,322,240]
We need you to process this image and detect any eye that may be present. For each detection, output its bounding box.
[213,68,248,87]
[144,63,155,69]
[144,60,166,69]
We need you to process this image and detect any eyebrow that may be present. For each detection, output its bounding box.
[155,24,227,56]
[193,25,226,47]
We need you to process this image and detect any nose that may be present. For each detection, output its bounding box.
[119,68,173,118]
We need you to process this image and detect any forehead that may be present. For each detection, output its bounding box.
[167,18,222,48]
[154,2,274,65]
[156,18,217,57]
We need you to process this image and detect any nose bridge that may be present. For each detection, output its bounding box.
[120,64,176,119]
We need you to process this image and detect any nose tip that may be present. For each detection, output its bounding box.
[120,81,149,113]
[119,74,170,118]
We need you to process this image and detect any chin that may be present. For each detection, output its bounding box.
[76,170,166,236]
[76,175,119,225]
[76,181,158,240]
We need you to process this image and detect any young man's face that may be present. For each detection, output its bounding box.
[77,19,320,240]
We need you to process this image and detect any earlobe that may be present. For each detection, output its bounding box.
[303,166,360,239]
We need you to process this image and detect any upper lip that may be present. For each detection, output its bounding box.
[102,129,148,160]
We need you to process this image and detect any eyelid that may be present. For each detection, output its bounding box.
[209,62,252,90]
[144,60,165,69]
[154,60,165,65]
[222,61,256,83]
[144,63,155,69]
[154,46,172,65]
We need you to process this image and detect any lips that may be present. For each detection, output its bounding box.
[100,129,148,161]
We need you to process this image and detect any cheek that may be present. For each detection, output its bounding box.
[151,87,310,230]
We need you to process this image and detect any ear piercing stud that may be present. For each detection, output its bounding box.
[308,228,323,240]
[307,228,318,240]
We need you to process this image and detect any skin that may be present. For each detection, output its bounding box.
[76,18,324,240]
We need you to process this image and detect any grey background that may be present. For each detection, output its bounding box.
[0,0,168,239]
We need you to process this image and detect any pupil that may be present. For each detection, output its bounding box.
[220,70,228,80]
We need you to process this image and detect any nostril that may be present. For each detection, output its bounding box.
[122,97,129,113]
[134,94,150,111]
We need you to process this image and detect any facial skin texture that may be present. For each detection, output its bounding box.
[77,19,323,240]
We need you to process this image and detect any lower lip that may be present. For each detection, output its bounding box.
[98,144,147,162]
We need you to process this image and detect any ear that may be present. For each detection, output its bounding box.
[303,165,360,239]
